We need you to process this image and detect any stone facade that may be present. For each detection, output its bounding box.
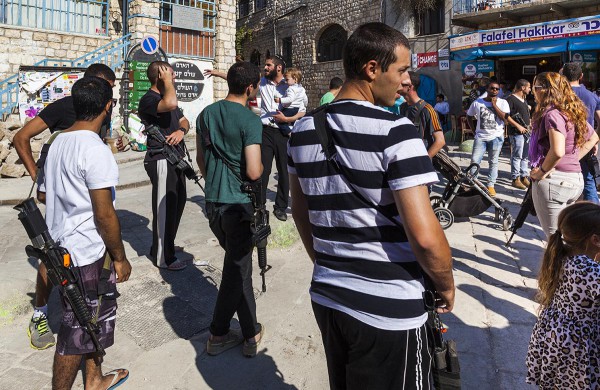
[214,0,238,100]
[238,0,381,110]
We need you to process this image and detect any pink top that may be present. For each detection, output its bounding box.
[530,108,594,173]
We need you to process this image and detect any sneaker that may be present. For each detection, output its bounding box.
[159,258,188,271]
[206,330,243,356]
[487,186,497,197]
[521,176,531,187]
[511,178,526,190]
[273,209,287,222]
[28,314,56,350]
[243,324,265,358]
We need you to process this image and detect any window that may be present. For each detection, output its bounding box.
[417,0,444,35]
[281,37,292,68]
[250,49,261,66]
[239,0,250,17]
[255,0,267,11]
[317,24,346,62]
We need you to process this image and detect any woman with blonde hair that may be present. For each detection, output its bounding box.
[526,202,600,388]
[529,71,599,238]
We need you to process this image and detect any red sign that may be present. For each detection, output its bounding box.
[412,52,438,68]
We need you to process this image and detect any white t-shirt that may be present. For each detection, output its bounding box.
[467,97,509,141]
[39,130,119,267]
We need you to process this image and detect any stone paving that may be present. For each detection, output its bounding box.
[0,144,543,389]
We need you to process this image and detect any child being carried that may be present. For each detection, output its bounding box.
[273,67,308,135]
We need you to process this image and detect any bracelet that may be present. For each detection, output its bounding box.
[539,166,548,174]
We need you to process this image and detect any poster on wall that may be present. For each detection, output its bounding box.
[169,58,213,130]
[18,67,84,124]
[461,60,495,109]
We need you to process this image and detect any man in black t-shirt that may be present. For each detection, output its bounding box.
[138,61,190,271]
[13,64,117,351]
[505,79,532,189]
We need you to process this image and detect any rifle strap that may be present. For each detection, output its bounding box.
[24,131,62,201]
[312,106,403,228]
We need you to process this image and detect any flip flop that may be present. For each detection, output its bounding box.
[105,369,129,390]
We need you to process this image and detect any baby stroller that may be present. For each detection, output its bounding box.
[430,150,513,230]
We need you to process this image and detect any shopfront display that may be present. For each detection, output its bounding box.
[450,15,600,94]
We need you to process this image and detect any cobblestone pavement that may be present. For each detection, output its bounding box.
[0,145,542,389]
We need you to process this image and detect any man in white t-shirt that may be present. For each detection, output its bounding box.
[467,81,510,196]
[38,77,131,390]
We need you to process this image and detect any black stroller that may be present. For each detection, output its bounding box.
[430,150,513,230]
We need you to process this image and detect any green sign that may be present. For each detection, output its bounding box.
[133,71,149,82]
[134,81,151,91]
[128,100,139,111]
[130,61,151,71]
[128,90,148,102]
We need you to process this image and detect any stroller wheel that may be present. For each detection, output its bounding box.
[502,209,513,231]
[433,207,454,230]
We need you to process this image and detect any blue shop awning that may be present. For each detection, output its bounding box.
[568,34,600,51]
[451,39,569,61]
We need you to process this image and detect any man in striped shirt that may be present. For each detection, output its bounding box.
[288,23,455,389]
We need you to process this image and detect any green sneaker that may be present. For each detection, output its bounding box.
[28,314,56,350]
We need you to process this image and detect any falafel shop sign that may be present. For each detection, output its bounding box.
[450,16,600,51]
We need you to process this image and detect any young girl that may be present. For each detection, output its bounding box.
[526,202,600,389]
[273,67,308,135]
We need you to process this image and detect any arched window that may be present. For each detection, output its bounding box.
[250,49,261,66]
[317,24,346,62]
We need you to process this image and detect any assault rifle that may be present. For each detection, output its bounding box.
[505,185,535,247]
[241,179,272,292]
[144,125,204,191]
[14,198,105,355]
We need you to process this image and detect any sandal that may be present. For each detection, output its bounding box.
[105,368,129,390]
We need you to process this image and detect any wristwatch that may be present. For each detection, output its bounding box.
[178,126,188,134]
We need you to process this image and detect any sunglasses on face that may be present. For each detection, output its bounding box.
[489,87,500,91]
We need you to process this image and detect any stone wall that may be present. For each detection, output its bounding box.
[238,0,381,110]
[213,0,237,101]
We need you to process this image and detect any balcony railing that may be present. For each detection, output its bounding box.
[453,0,536,15]
[0,0,109,35]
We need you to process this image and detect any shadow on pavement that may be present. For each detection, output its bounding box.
[116,209,152,257]
[160,259,297,389]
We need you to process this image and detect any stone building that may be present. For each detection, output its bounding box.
[0,0,237,177]
[237,0,600,115]
[236,0,465,110]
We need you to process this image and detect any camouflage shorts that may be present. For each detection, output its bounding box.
[56,258,118,356]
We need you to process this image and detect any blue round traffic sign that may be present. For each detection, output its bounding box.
[141,36,159,55]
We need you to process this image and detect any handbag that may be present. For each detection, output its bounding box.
[423,290,461,390]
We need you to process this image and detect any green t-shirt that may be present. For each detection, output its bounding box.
[319,91,335,106]
[197,100,262,204]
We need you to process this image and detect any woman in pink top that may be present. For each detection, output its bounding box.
[529,72,599,238]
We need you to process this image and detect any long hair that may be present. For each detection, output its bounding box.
[531,72,589,149]
[536,202,600,307]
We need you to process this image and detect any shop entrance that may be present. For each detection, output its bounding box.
[497,55,563,87]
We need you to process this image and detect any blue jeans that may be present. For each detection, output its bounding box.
[509,134,530,180]
[470,136,503,187]
[581,160,600,204]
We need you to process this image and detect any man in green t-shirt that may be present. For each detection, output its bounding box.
[319,76,343,106]
[196,62,265,358]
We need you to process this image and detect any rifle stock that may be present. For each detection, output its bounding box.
[505,186,534,247]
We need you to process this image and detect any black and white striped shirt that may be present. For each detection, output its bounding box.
[288,100,438,330]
